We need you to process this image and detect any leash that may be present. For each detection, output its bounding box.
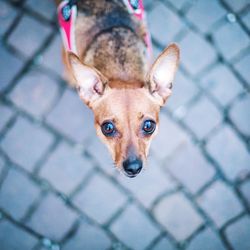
[57,0,152,57]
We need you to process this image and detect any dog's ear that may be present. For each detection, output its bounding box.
[147,43,180,106]
[68,52,108,107]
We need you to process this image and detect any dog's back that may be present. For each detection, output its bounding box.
[58,0,148,84]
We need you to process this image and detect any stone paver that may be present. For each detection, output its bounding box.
[25,0,55,21]
[27,193,77,241]
[186,0,226,33]
[152,237,176,250]
[201,64,243,107]
[0,1,249,249]
[63,219,111,250]
[206,125,250,181]
[110,204,160,250]
[167,142,215,194]
[240,180,250,208]
[229,94,250,136]
[73,173,127,224]
[183,96,222,139]
[8,15,52,58]
[9,69,60,117]
[186,228,226,250]
[40,142,92,194]
[151,113,189,161]
[148,1,185,45]
[212,22,249,61]
[234,52,250,86]
[225,215,250,250]
[153,192,203,241]
[0,43,23,92]
[0,117,54,172]
[0,168,40,220]
[0,103,14,133]
[179,30,217,75]
[167,70,199,112]
[0,1,18,37]
[0,220,37,250]
[46,88,95,143]
[39,34,64,76]
[197,181,244,228]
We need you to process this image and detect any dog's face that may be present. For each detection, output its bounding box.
[69,44,180,177]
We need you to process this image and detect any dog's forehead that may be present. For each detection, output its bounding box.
[93,88,160,126]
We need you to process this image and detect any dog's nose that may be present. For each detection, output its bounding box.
[122,158,142,177]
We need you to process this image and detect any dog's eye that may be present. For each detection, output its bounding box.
[101,122,116,137]
[142,120,156,135]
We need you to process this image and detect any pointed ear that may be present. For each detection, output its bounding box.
[68,52,108,107]
[148,43,180,106]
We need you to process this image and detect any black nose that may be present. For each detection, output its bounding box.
[122,158,142,177]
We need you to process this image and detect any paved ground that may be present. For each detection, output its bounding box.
[0,0,250,249]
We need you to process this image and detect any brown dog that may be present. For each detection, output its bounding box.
[57,0,180,177]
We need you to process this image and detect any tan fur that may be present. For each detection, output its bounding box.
[56,0,180,174]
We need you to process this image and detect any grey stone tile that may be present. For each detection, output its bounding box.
[9,70,59,117]
[197,181,244,228]
[0,44,23,92]
[223,0,250,12]
[186,227,226,250]
[39,34,64,76]
[0,103,14,132]
[241,11,250,30]
[168,142,215,194]
[0,168,40,220]
[25,0,56,21]
[234,52,250,87]
[148,1,185,45]
[63,219,111,250]
[206,125,250,181]
[8,15,52,58]
[240,179,250,208]
[183,96,222,139]
[0,220,37,250]
[167,71,199,112]
[111,204,160,250]
[186,0,226,33]
[201,63,243,107]
[212,22,249,61]
[166,0,187,10]
[0,1,18,37]
[46,89,95,143]
[40,142,92,195]
[27,193,77,241]
[153,192,203,241]
[179,30,217,75]
[225,215,250,250]
[0,117,54,172]
[230,94,250,136]
[152,237,176,250]
[87,136,116,176]
[151,113,189,161]
[117,157,177,208]
[73,173,127,224]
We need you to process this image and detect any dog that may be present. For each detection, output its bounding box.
[56,0,180,178]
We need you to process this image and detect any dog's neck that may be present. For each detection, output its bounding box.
[83,27,148,85]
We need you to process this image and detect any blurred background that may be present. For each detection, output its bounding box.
[0,0,250,249]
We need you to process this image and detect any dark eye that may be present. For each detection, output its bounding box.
[142,120,156,135]
[101,122,116,137]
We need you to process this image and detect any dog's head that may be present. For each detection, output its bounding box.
[69,44,180,177]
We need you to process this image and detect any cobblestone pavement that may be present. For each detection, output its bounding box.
[0,0,250,249]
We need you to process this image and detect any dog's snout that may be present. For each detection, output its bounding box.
[123,158,142,177]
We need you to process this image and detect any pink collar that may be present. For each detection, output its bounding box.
[58,0,152,57]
